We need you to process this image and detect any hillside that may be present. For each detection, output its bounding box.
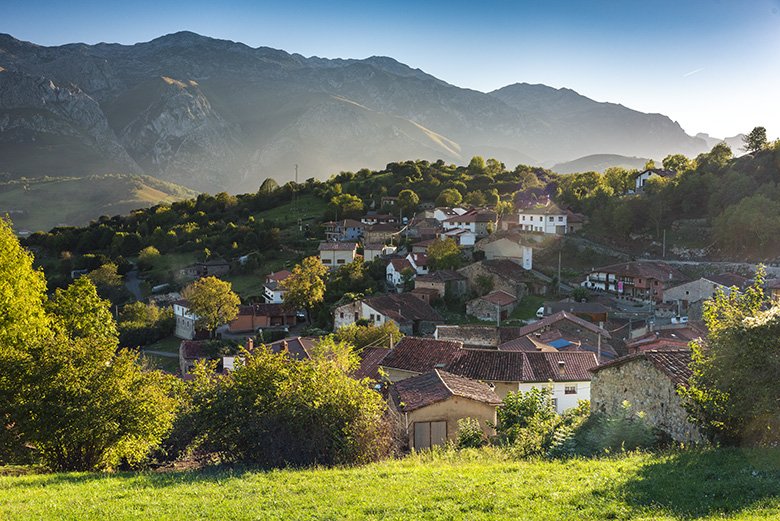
[0,32,712,193]
[0,175,197,232]
[2,449,779,519]
[551,154,652,174]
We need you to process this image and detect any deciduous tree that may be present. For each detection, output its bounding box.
[182,276,240,336]
[282,256,328,324]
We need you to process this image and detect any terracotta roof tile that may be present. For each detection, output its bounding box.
[319,241,358,251]
[478,290,517,306]
[353,347,390,381]
[381,337,462,373]
[391,369,501,412]
[364,293,444,324]
[591,349,693,388]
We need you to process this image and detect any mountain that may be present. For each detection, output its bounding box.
[551,154,652,174]
[0,32,710,192]
[695,133,746,154]
[0,174,196,232]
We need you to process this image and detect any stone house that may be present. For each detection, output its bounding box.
[389,369,501,450]
[414,270,468,299]
[333,293,444,335]
[590,349,704,443]
[363,243,396,262]
[410,287,440,305]
[664,274,746,319]
[542,300,610,323]
[318,241,358,270]
[466,290,518,322]
[458,259,530,299]
[173,299,203,340]
[364,223,401,244]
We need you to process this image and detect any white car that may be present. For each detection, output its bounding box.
[671,316,689,324]
[536,306,545,319]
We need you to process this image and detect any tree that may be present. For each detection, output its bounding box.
[282,256,328,324]
[475,274,494,296]
[47,277,119,343]
[662,154,694,174]
[467,155,487,176]
[329,193,364,219]
[332,321,403,350]
[397,189,420,217]
[644,159,656,170]
[137,246,160,271]
[436,188,463,207]
[683,268,780,445]
[463,191,487,207]
[742,126,768,153]
[427,237,462,270]
[182,276,240,336]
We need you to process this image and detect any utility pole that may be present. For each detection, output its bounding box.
[557,249,562,295]
[662,229,666,258]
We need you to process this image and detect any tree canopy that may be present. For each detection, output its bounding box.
[182,276,241,335]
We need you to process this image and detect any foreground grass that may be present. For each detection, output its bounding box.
[2,448,780,520]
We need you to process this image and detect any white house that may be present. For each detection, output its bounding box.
[439,228,477,247]
[173,300,199,340]
[363,243,397,262]
[442,209,497,239]
[406,252,430,276]
[263,270,292,304]
[475,232,533,270]
[318,241,358,270]
[633,168,676,192]
[430,207,468,223]
[333,294,444,335]
[517,200,568,234]
[386,258,414,288]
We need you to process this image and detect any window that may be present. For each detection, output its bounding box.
[339,312,344,319]
[322,258,332,264]
[337,258,345,264]
[548,216,554,222]
[369,314,375,321]
[565,385,577,395]
[521,215,526,221]
[558,216,564,222]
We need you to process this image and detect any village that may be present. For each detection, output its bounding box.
[151,167,764,451]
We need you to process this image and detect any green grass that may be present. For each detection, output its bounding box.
[143,336,181,353]
[509,295,545,321]
[0,175,196,233]
[253,193,328,227]
[142,354,180,374]
[2,448,780,519]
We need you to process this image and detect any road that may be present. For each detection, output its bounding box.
[125,269,143,300]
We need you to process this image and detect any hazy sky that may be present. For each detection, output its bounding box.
[4,0,779,138]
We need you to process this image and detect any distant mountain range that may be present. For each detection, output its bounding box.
[0,32,726,193]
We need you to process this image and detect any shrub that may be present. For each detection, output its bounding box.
[573,401,665,456]
[456,418,485,449]
[188,346,392,467]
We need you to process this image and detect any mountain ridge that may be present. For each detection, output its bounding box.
[0,31,715,192]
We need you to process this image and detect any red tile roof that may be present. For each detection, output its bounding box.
[499,311,612,350]
[445,349,526,382]
[416,269,466,283]
[381,337,463,373]
[591,349,693,388]
[388,258,413,272]
[592,261,687,283]
[353,347,391,381]
[319,241,358,251]
[266,336,319,360]
[391,369,501,412]
[364,293,444,324]
[266,270,292,282]
[478,290,517,306]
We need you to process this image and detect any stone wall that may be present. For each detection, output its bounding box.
[435,325,499,348]
[591,359,703,443]
[458,262,527,299]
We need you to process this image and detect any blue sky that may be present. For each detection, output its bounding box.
[4,0,779,138]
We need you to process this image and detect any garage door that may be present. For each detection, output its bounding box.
[413,421,447,450]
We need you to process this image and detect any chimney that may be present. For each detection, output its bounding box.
[281,340,288,352]
[558,360,566,375]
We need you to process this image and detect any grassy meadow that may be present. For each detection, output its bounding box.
[2,448,780,520]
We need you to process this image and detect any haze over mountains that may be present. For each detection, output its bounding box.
[0,31,725,194]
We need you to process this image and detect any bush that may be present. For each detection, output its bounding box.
[456,418,485,449]
[188,346,392,467]
[573,401,666,456]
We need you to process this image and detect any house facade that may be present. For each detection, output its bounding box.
[582,261,687,303]
[323,219,365,241]
[634,168,676,193]
[227,303,296,333]
[664,276,741,319]
[442,209,497,239]
[318,242,358,270]
[333,293,444,335]
[516,200,568,234]
[414,270,468,299]
[386,258,414,288]
[173,299,199,340]
[475,233,533,270]
[389,369,501,450]
[263,269,291,304]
